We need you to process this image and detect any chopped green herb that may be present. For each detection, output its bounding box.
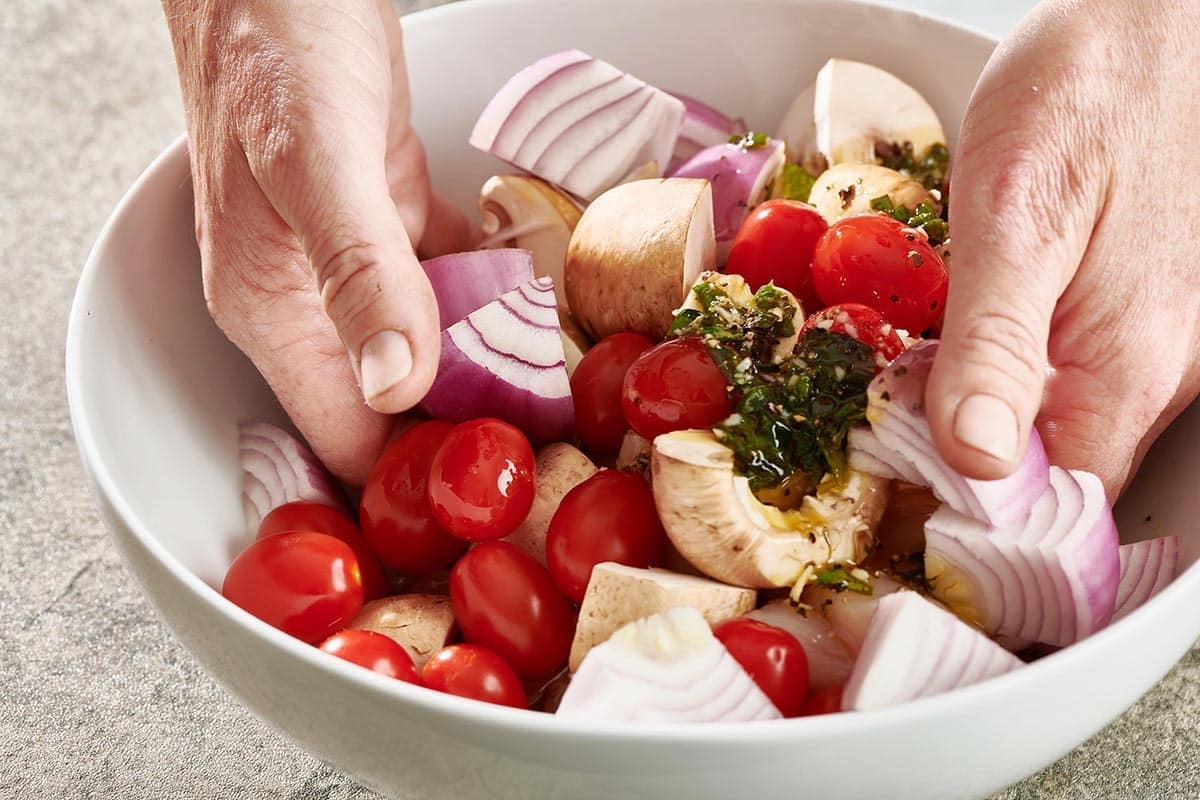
[876,141,949,190]
[729,131,769,149]
[777,163,817,203]
[815,565,873,595]
[868,195,949,246]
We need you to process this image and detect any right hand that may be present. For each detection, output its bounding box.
[163,0,470,485]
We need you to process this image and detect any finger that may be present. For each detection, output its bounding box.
[925,53,1106,480]
[418,191,478,257]
[235,7,441,415]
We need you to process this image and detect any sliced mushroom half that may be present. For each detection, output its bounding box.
[807,163,939,224]
[651,429,889,589]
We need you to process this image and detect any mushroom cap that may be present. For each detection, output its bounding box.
[808,163,938,225]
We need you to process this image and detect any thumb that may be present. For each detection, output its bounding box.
[237,88,440,415]
[926,72,1102,479]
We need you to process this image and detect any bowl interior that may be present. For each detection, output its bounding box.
[69,0,1196,629]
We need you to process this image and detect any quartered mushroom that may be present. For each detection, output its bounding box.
[504,442,598,566]
[651,429,890,589]
[348,594,456,671]
[807,163,939,224]
[678,271,803,359]
[564,178,715,341]
[813,59,945,167]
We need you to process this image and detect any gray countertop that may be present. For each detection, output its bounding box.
[1,0,1196,797]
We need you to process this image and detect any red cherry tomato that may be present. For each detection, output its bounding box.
[258,501,388,601]
[801,303,906,371]
[725,199,828,312]
[621,338,734,440]
[317,629,420,683]
[428,419,536,542]
[811,215,947,333]
[450,541,576,681]
[713,617,810,718]
[546,470,669,603]
[359,421,467,575]
[421,644,526,708]
[799,684,845,716]
[571,332,656,455]
[222,532,364,643]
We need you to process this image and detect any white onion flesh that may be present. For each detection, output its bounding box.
[419,277,572,444]
[421,248,534,328]
[1112,536,1180,622]
[668,139,785,256]
[470,49,684,201]
[842,591,1022,711]
[237,422,344,533]
[747,600,853,691]
[854,340,1050,528]
[556,607,781,722]
[666,91,745,172]
[923,466,1120,647]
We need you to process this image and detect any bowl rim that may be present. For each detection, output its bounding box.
[65,0,1200,749]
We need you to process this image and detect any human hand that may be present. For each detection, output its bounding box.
[163,0,470,485]
[926,0,1200,499]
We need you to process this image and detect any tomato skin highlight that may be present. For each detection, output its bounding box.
[621,338,734,440]
[725,199,827,312]
[546,470,669,603]
[259,501,388,601]
[318,629,420,683]
[450,541,576,681]
[713,617,810,717]
[359,420,467,575]
[421,644,527,708]
[801,303,906,370]
[571,333,656,455]
[811,214,947,333]
[799,683,845,716]
[222,532,364,644]
[428,419,536,542]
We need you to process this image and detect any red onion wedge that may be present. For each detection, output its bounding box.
[470,50,685,201]
[238,422,345,533]
[421,248,534,329]
[923,467,1120,647]
[556,607,781,722]
[853,340,1050,528]
[667,138,785,261]
[747,600,853,691]
[843,591,1023,711]
[1112,536,1180,622]
[419,277,572,445]
[666,91,746,172]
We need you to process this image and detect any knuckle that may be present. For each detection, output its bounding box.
[955,306,1047,389]
[315,241,385,333]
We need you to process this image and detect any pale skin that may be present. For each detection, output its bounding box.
[164,0,1200,495]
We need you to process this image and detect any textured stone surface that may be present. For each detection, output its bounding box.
[0,0,1196,798]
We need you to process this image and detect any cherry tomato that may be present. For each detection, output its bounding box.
[546,470,669,603]
[259,501,388,601]
[811,214,947,333]
[725,199,828,312]
[621,338,734,440]
[222,532,363,643]
[801,303,906,371]
[713,617,810,717]
[421,644,526,708]
[450,541,576,681]
[359,421,467,575]
[428,419,536,542]
[799,684,845,716]
[317,629,420,683]
[571,332,656,455]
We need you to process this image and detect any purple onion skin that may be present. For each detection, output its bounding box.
[421,249,534,330]
[667,140,783,241]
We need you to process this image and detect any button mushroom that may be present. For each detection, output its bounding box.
[568,562,755,672]
[347,594,456,671]
[807,163,939,225]
[812,59,945,167]
[564,178,716,341]
[504,442,598,566]
[651,429,890,589]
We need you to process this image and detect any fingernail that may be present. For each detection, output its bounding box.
[359,330,412,401]
[953,393,1019,463]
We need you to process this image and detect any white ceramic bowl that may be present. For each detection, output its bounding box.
[67,1,1200,798]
